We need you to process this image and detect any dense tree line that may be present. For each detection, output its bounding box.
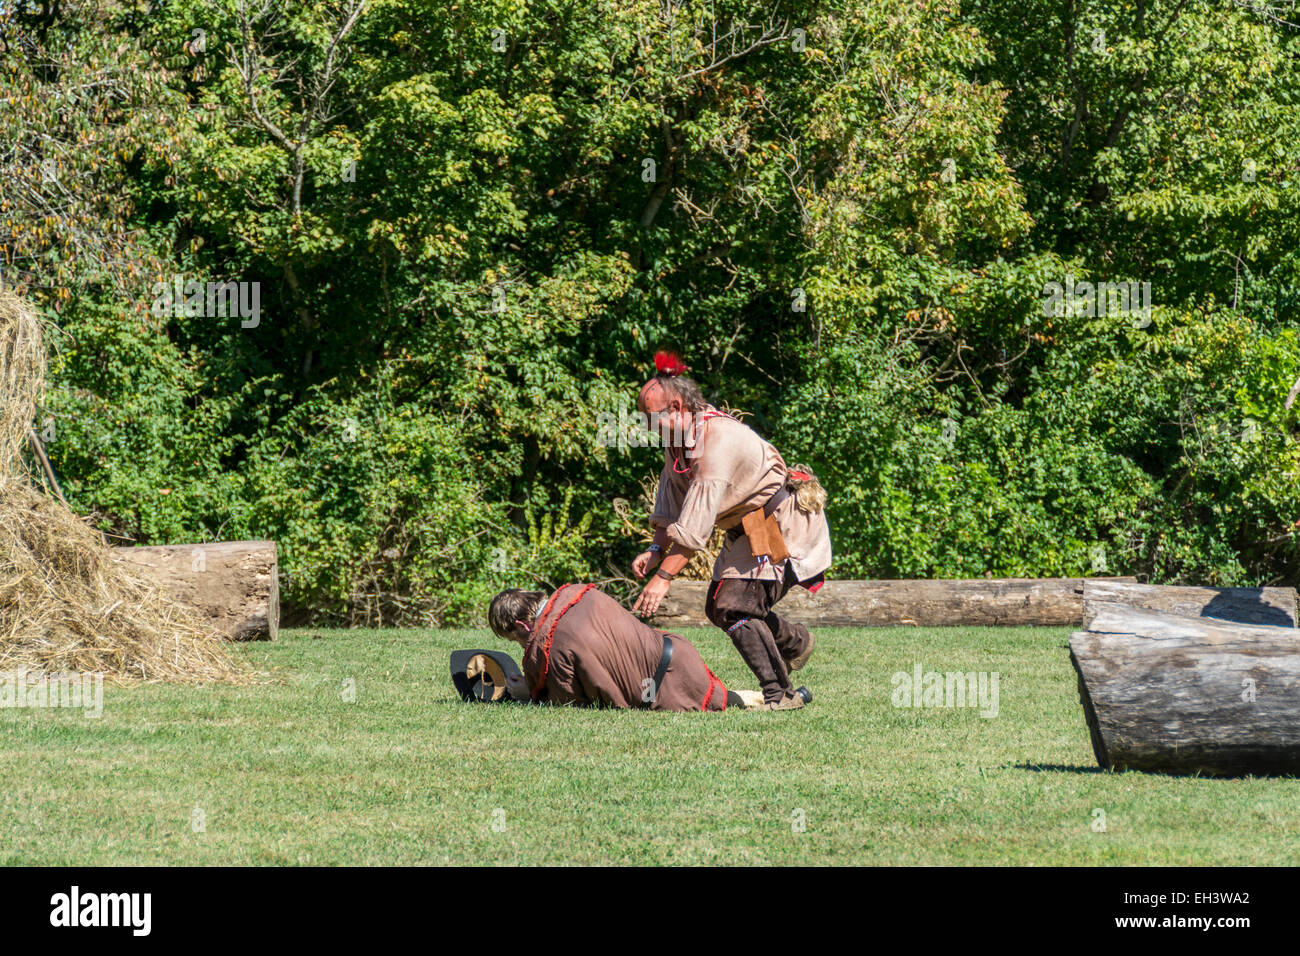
[2,0,1298,624]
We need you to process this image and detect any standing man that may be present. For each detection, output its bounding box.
[631,351,832,709]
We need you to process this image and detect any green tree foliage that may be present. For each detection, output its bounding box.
[2,0,1297,622]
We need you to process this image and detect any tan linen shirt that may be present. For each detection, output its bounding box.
[650,409,832,583]
[522,585,728,711]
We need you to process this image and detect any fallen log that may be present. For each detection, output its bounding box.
[112,540,279,641]
[1070,603,1300,775]
[1083,579,1298,628]
[652,577,1136,629]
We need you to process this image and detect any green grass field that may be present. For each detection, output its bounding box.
[1,623,1296,866]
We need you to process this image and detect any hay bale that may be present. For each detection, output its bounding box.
[0,288,251,683]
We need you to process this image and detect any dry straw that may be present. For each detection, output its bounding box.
[0,288,252,682]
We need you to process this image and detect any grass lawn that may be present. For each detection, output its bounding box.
[1,622,1296,866]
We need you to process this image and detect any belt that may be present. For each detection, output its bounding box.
[641,636,674,709]
[726,485,792,542]
[763,485,792,517]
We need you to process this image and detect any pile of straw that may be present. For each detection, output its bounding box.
[0,288,251,682]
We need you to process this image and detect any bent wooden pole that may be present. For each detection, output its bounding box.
[112,540,279,641]
[1070,603,1300,776]
[1083,579,1298,628]
[653,577,1136,628]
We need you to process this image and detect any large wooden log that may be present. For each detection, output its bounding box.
[652,577,1136,629]
[112,540,279,641]
[1083,579,1298,628]
[1070,603,1300,775]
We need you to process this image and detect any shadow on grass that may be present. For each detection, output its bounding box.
[1015,761,1300,780]
[1013,761,1107,774]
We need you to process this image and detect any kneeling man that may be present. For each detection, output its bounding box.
[489,584,788,711]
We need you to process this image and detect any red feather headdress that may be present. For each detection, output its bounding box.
[654,350,689,376]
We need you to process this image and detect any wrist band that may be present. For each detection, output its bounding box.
[654,568,675,581]
[647,543,662,553]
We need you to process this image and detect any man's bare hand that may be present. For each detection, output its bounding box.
[633,573,672,617]
[632,550,658,579]
[505,673,530,701]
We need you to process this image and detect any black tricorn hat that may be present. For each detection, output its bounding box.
[450,649,524,703]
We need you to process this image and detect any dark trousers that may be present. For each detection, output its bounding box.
[705,564,812,703]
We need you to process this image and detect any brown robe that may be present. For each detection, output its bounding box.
[522,584,728,711]
[651,407,833,582]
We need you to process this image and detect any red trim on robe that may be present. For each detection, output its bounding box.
[701,666,726,711]
[529,584,598,701]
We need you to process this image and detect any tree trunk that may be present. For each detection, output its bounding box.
[1070,603,1300,775]
[113,540,279,641]
[1083,579,1297,627]
[652,577,1137,629]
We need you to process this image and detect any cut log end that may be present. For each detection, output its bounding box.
[1070,601,1300,777]
[1069,647,1110,770]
